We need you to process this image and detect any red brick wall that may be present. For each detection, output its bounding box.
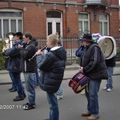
[0,0,119,38]
[109,9,119,36]
[64,6,79,38]
[109,0,119,5]
[22,3,46,37]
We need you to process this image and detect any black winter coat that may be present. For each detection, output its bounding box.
[81,43,108,80]
[105,57,116,67]
[38,46,66,93]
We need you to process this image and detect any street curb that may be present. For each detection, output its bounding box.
[0,73,120,85]
[0,62,120,85]
[0,61,120,74]
[0,66,80,74]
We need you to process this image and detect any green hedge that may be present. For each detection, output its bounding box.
[0,41,5,70]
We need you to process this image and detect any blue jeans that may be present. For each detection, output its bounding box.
[85,79,101,115]
[47,93,59,120]
[24,73,36,105]
[55,85,63,96]
[9,71,17,90]
[106,67,113,89]
[35,69,40,86]
[11,72,25,96]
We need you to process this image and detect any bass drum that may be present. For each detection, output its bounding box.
[97,36,116,60]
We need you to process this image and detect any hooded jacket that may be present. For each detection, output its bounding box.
[38,46,66,93]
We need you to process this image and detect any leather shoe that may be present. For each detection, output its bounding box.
[13,95,26,101]
[23,103,35,110]
[9,89,17,92]
[81,112,91,117]
[9,88,17,92]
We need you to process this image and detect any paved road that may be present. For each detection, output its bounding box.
[0,75,120,120]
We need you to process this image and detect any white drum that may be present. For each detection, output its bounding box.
[97,36,116,59]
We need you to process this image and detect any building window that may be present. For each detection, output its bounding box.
[0,9,23,38]
[99,14,109,35]
[46,11,62,37]
[78,13,90,36]
[47,11,61,18]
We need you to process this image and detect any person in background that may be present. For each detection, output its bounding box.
[4,32,26,101]
[55,39,64,100]
[75,38,85,95]
[19,32,37,110]
[31,37,39,86]
[103,56,116,92]
[2,32,17,92]
[36,34,66,120]
[79,33,108,120]
[2,33,17,92]
[55,85,64,100]
[75,38,85,65]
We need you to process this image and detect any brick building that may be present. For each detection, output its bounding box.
[119,0,120,32]
[0,0,119,39]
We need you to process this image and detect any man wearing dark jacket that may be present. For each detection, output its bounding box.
[36,34,66,120]
[19,32,37,110]
[4,32,26,101]
[104,57,116,92]
[79,33,108,120]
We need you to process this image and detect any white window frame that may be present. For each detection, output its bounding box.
[0,9,23,38]
[99,14,109,35]
[78,13,90,35]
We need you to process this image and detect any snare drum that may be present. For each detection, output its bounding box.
[68,72,89,93]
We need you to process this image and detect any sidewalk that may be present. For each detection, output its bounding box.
[0,62,120,85]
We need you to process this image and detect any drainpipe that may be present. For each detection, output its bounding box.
[64,0,68,38]
[8,0,12,7]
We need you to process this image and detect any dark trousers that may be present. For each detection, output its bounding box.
[11,72,25,96]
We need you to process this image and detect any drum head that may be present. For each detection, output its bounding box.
[98,38,114,58]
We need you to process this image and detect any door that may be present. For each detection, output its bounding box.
[47,18,62,37]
